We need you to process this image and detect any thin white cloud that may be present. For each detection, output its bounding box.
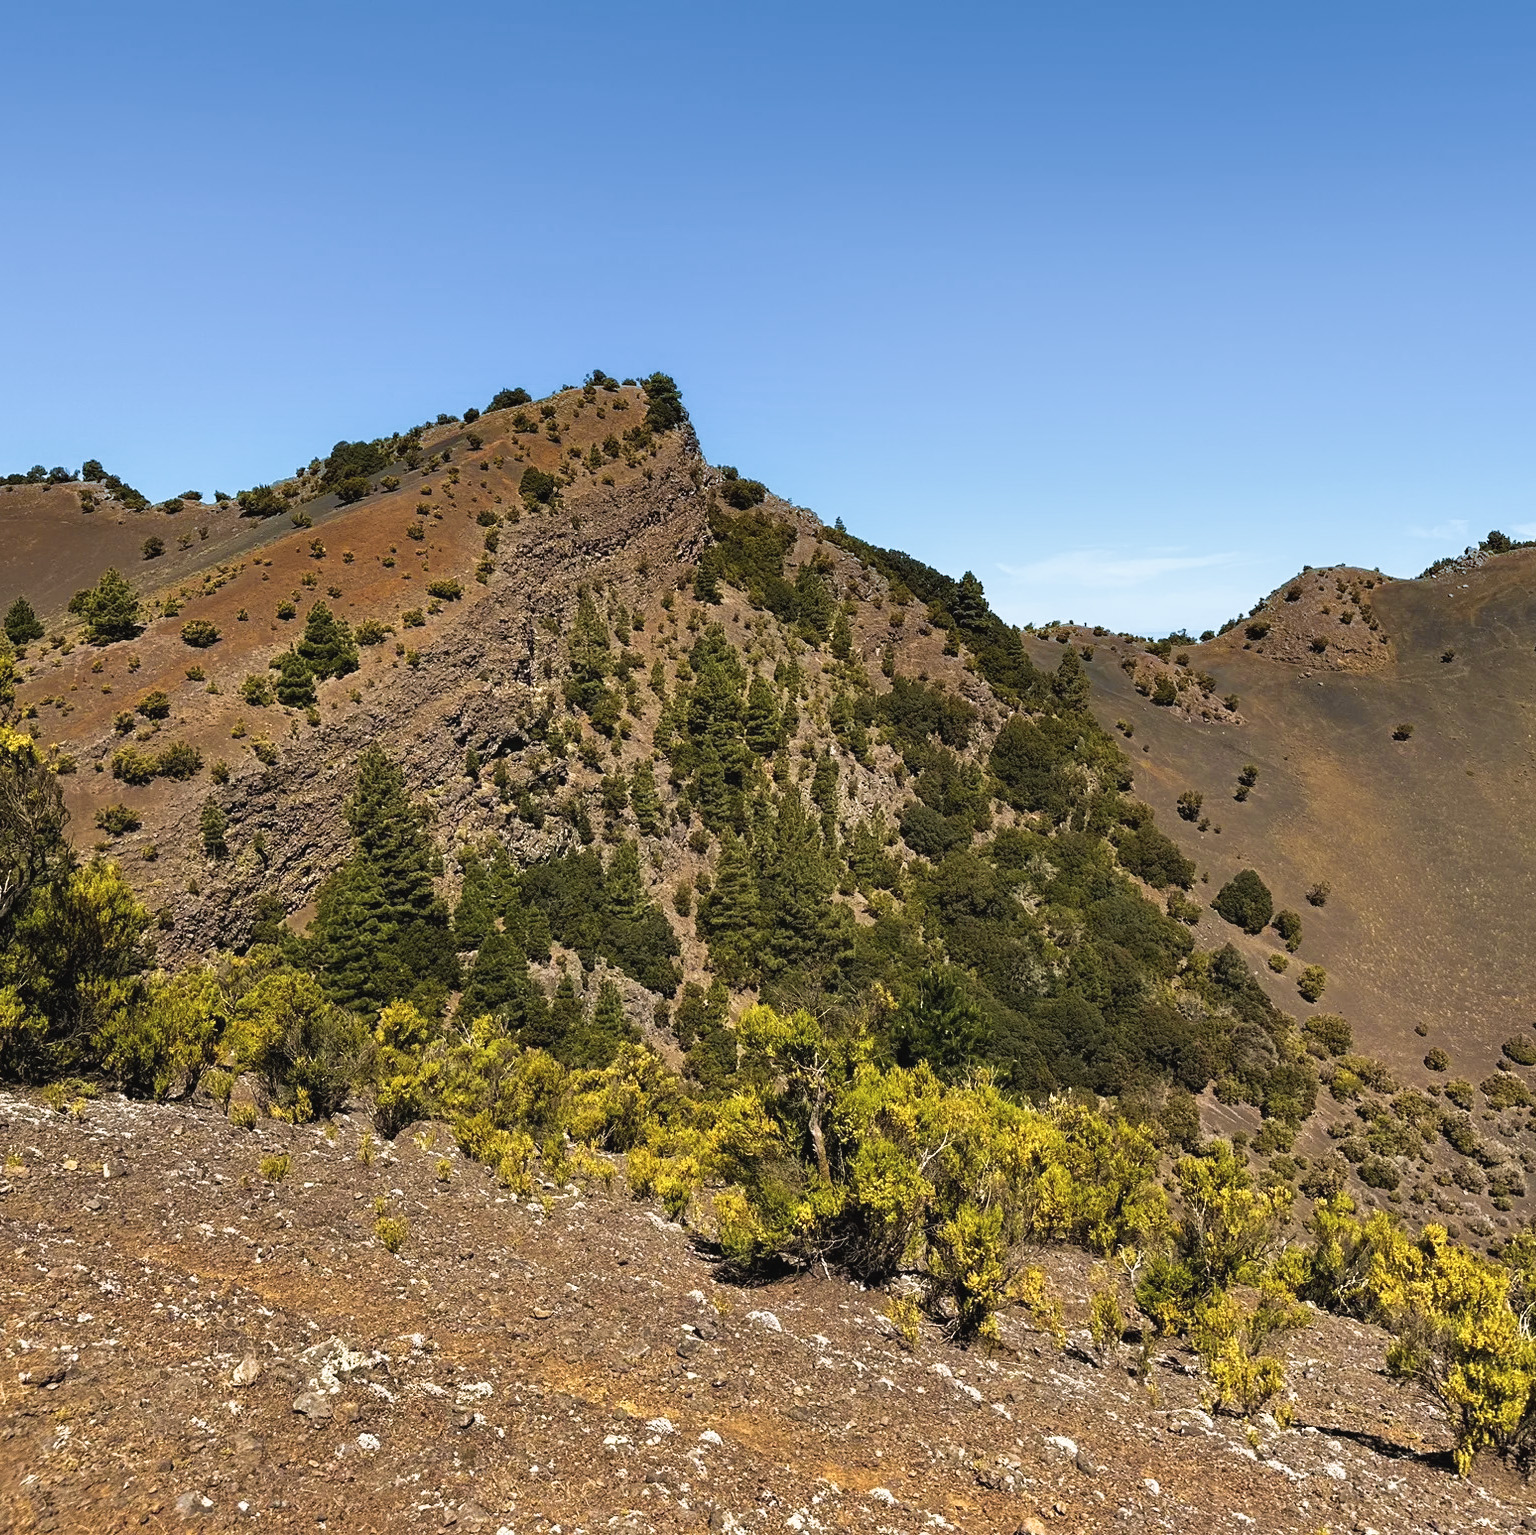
[1404,517,1468,542]
[1510,521,1536,540]
[996,548,1241,591]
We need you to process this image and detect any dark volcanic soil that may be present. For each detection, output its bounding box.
[3,1090,1532,1534]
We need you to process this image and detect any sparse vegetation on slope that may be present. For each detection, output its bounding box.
[7,378,1536,1494]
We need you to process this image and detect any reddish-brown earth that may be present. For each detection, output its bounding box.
[5,1087,1532,1535]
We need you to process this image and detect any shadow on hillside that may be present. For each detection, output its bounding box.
[1293,1417,1452,1469]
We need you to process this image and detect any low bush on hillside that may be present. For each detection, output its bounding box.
[1212,869,1273,934]
[180,619,220,648]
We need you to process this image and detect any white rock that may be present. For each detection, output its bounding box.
[698,1429,723,1447]
[1144,1477,1161,1496]
[869,1487,897,1506]
[747,1309,782,1333]
[1046,1434,1079,1458]
[1323,1461,1347,1480]
[646,1416,675,1434]
[230,1356,261,1388]
[356,1433,380,1451]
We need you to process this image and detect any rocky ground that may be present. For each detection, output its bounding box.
[3,1089,1533,1535]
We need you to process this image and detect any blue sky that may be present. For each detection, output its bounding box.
[3,3,1533,634]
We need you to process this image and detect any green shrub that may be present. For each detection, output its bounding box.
[1296,965,1327,1003]
[1443,1079,1475,1112]
[1271,909,1302,950]
[1302,1013,1351,1057]
[1441,1112,1478,1155]
[1358,1156,1400,1191]
[236,485,285,518]
[95,804,141,836]
[1503,1035,1536,1067]
[95,967,228,1100]
[1482,1072,1533,1111]
[519,466,557,506]
[110,746,157,785]
[1212,869,1273,934]
[1424,1048,1450,1071]
[155,742,203,780]
[240,674,274,706]
[426,579,462,601]
[356,620,388,645]
[227,969,365,1121]
[719,469,767,509]
[1176,789,1203,822]
[376,1214,409,1253]
[180,619,220,648]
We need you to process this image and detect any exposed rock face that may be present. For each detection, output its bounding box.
[156,428,712,962]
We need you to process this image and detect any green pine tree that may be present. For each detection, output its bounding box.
[453,852,498,948]
[344,746,441,927]
[458,927,531,1021]
[564,591,620,729]
[270,649,316,708]
[1052,645,1090,711]
[603,840,650,925]
[792,562,833,643]
[600,769,629,818]
[4,597,43,646]
[744,674,781,756]
[952,571,989,631]
[810,752,840,844]
[546,970,584,1056]
[564,978,638,1069]
[69,567,141,644]
[312,857,396,1011]
[890,965,991,1077]
[521,905,553,964]
[684,979,736,1091]
[699,829,760,986]
[758,788,847,977]
[830,611,852,661]
[630,762,662,835]
[297,602,359,679]
[199,796,228,858]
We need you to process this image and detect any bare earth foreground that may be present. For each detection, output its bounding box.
[2,1090,1532,1535]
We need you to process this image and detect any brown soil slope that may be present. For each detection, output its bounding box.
[1058,550,1536,1092]
[5,1086,1530,1535]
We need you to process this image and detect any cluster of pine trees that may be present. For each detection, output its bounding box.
[550,519,1312,1152]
